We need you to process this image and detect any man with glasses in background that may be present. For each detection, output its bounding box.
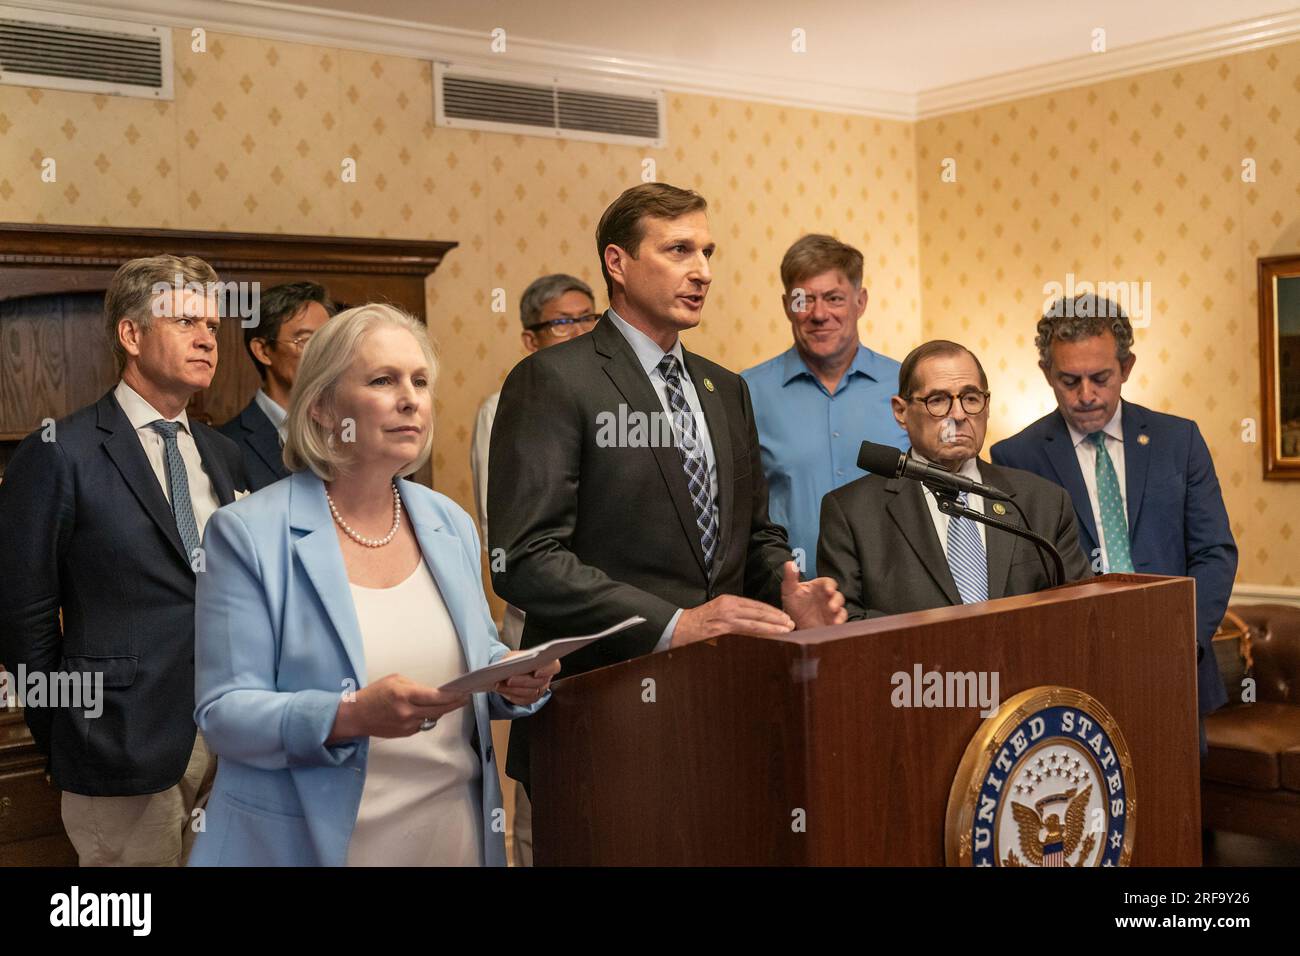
[469,272,598,867]
[218,281,333,491]
[817,340,1091,620]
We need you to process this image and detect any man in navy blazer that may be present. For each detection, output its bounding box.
[0,255,248,866]
[991,294,1235,728]
[218,281,332,490]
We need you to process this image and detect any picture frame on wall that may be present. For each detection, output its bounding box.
[1258,255,1300,480]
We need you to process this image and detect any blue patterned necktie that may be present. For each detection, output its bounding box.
[150,420,201,560]
[1090,431,1134,572]
[657,355,717,568]
[946,491,989,604]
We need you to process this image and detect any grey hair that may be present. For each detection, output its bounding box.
[104,255,219,372]
[519,274,594,329]
[1036,295,1135,368]
[282,303,437,482]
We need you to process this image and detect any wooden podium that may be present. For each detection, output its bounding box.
[528,574,1201,865]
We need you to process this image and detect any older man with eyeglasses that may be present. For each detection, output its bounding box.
[817,339,1092,620]
[468,272,598,867]
[471,274,599,651]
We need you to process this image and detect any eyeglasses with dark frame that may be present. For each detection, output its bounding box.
[525,314,601,337]
[908,389,991,418]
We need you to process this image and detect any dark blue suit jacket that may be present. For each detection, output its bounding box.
[991,402,1234,715]
[0,390,247,795]
[217,399,289,492]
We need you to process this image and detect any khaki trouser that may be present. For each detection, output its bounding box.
[512,784,533,867]
[61,732,216,867]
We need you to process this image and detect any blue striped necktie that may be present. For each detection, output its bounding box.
[150,420,201,560]
[657,355,717,568]
[946,491,989,604]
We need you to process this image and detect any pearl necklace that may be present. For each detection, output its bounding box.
[325,482,402,548]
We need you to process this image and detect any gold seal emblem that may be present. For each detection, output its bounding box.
[703,378,715,392]
[945,685,1136,867]
[992,502,1007,515]
[1137,434,1150,445]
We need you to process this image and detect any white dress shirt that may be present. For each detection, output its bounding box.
[1064,401,1127,566]
[604,308,720,653]
[113,380,221,540]
[469,388,525,650]
[912,449,988,555]
[253,388,288,443]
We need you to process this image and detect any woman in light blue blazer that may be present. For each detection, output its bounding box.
[190,303,557,866]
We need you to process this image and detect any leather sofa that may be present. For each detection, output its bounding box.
[1201,604,1300,844]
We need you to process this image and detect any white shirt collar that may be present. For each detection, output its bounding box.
[114,379,190,434]
[1066,399,1124,449]
[254,388,288,433]
[606,307,686,379]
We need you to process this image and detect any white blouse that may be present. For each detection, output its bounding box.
[345,557,484,867]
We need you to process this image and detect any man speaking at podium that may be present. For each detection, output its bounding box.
[817,340,1092,619]
[488,183,846,796]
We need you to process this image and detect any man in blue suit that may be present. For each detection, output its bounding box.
[0,255,248,865]
[991,294,1235,731]
[218,281,332,490]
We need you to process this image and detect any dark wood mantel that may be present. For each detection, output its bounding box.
[0,223,458,486]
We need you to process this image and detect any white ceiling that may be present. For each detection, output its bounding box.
[262,0,1296,94]
[18,0,1300,116]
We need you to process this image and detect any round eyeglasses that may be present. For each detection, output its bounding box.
[909,390,990,418]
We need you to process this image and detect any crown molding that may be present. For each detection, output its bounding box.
[917,10,1300,119]
[2,0,917,119]
[7,1,1300,122]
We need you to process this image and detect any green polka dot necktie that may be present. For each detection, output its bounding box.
[1089,431,1134,573]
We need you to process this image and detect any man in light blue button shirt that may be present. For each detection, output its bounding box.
[742,235,907,578]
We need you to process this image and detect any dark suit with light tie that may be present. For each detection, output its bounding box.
[488,312,793,791]
[817,459,1092,619]
[991,401,1234,716]
[217,398,289,491]
[0,389,247,797]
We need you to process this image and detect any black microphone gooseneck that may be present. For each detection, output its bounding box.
[858,441,1068,588]
[930,487,1067,588]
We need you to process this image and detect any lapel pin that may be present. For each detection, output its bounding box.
[703,377,715,392]
[1137,434,1149,445]
[992,502,1007,515]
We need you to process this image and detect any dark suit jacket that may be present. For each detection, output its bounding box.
[488,314,792,788]
[990,402,1234,714]
[817,459,1092,620]
[0,390,247,795]
[217,398,288,491]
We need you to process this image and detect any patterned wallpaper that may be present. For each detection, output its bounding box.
[917,42,1300,587]
[0,28,921,557]
[0,26,1295,587]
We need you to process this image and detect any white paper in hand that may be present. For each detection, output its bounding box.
[439,616,646,695]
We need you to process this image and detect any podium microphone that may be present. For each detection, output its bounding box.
[856,441,1014,502]
[856,440,1067,586]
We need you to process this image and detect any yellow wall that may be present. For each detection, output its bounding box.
[1,27,1295,586]
[0,27,921,519]
[917,43,1300,587]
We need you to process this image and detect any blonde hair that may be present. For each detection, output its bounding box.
[105,254,219,372]
[283,303,438,482]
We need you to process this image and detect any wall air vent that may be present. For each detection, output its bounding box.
[0,5,172,100]
[436,63,663,147]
